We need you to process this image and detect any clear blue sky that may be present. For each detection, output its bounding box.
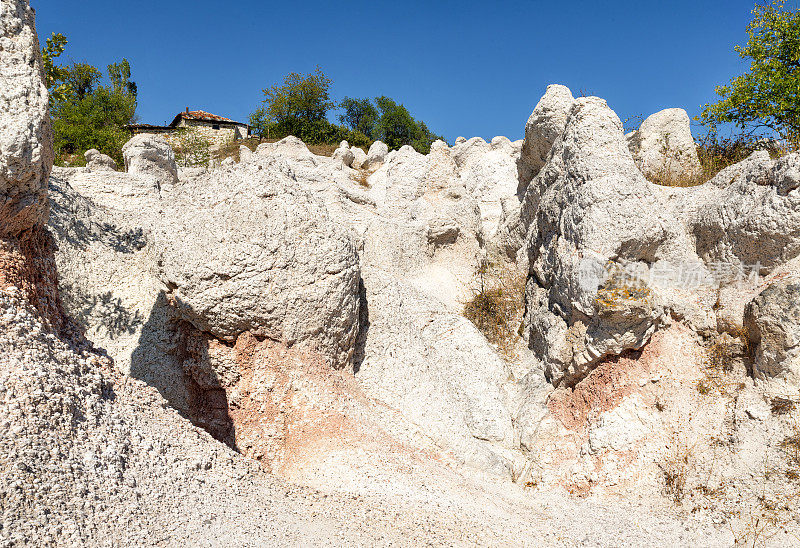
[32,0,790,143]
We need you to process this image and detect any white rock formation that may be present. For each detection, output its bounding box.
[0,0,52,235]
[350,144,367,169]
[239,144,253,163]
[364,140,388,170]
[745,276,800,393]
[122,134,178,184]
[518,84,575,187]
[627,108,701,182]
[332,140,355,167]
[84,149,118,172]
[11,1,800,544]
[155,156,361,369]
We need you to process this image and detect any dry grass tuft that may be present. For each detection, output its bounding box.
[650,134,790,188]
[772,397,797,416]
[463,258,525,359]
[696,329,748,397]
[351,169,371,188]
[659,434,696,503]
[307,143,338,157]
[214,137,260,163]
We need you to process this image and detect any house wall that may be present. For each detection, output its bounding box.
[177,119,239,147]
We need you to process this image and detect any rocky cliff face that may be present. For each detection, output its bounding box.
[3,1,800,544]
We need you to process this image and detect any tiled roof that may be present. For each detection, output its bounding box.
[169,110,247,127]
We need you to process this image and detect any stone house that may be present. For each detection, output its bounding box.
[125,109,250,146]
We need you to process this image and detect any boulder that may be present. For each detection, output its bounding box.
[154,156,361,369]
[518,84,575,187]
[332,140,355,167]
[523,97,691,387]
[0,0,52,236]
[689,151,800,271]
[455,136,467,145]
[744,277,800,392]
[627,108,701,183]
[239,144,253,163]
[351,145,367,170]
[364,140,389,171]
[84,149,117,172]
[122,134,178,184]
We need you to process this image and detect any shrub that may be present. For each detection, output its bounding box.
[463,258,525,358]
[173,129,211,168]
[252,118,371,149]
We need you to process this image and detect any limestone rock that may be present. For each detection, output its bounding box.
[518,84,575,186]
[122,134,178,185]
[270,135,319,166]
[239,144,253,163]
[452,136,520,239]
[0,0,53,236]
[523,97,687,386]
[351,145,367,169]
[744,277,800,392]
[364,140,388,170]
[84,149,117,172]
[154,156,361,369]
[690,151,800,271]
[627,108,701,183]
[355,272,521,476]
[332,140,355,167]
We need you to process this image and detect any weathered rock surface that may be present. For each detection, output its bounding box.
[451,136,520,239]
[122,134,178,184]
[350,144,367,169]
[155,156,361,369]
[627,108,701,183]
[688,151,800,271]
[745,277,800,392]
[364,140,388,170]
[239,144,253,163]
[518,84,575,187]
[0,0,52,236]
[84,149,117,172]
[332,140,354,167]
[523,97,688,386]
[10,1,800,544]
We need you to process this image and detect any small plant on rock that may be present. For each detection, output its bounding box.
[463,257,525,359]
[173,128,211,168]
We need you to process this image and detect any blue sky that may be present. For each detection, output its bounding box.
[33,0,786,143]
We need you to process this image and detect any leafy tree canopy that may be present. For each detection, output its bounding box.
[44,34,138,166]
[373,96,444,154]
[339,97,379,138]
[41,32,69,105]
[260,66,334,123]
[699,0,800,145]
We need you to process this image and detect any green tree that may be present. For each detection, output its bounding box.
[260,66,334,124]
[108,59,138,97]
[41,32,69,105]
[63,63,102,100]
[249,106,275,139]
[339,97,379,138]
[699,0,800,145]
[51,60,138,166]
[374,96,444,154]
